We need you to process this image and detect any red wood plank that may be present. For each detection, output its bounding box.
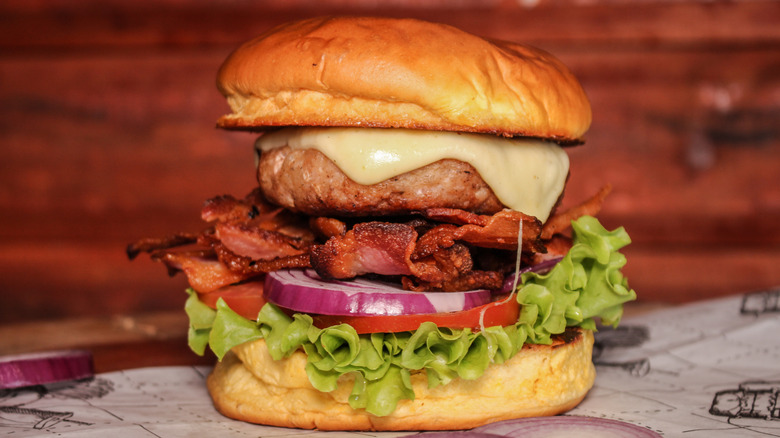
[1,1,779,51]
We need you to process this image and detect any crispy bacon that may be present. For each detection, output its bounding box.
[310,221,508,291]
[197,189,317,263]
[212,241,311,275]
[422,208,488,226]
[151,249,252,293]
[422,208,545,252]
[125,233,198,260]
[532,234,573,265]
[204,190,316,240]
[311,222,416,278]
[403,269,504,292]
[541,184,612,240]
[310,217,348,239]
[131,237,310,293]
[215,222,312,260]
[129,190,316,291]
[405,243,503,291]
[132,186,611,294]
[412,224,458,259]
[201,188,275,223]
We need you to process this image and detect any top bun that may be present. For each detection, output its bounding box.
[217,16,591,143]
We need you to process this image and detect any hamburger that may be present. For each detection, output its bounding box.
[128,16,636,430]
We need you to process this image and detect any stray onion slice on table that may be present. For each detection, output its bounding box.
[403,416,661,438]
[474,416,662,438]
[0,350,94,389]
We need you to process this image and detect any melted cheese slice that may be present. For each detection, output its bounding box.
[255,127,569,221]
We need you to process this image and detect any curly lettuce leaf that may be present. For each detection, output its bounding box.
[519,215,636,336]
[184,289,216,356]
[186,216,635,417]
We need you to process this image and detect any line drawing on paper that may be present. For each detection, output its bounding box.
[0,377,113,432]
[741,288,780,316]
[710,381,780,421]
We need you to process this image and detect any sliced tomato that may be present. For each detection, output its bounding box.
[198,277,519,334]
[198,280,267,321]
[311,295,520,334]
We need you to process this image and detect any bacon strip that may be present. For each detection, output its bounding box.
[133,186,612,294]
[311,222,416,279]
[212,242,311,275]
[140,241,310,293]
[126,233,198,260]
[310,217,347,239]
[129,189,316,291]
[310,221,510,291]
[151,249,251,293]
[403,269,504,292]
[215,222,312,260]
[201,188,275,223]
[541,184,612,240]
[532,234,573,265]
[423,208,545,252]
[198,190,317,263]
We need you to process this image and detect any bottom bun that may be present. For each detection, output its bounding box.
[207,328,595,431]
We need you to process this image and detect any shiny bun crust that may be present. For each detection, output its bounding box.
[217,17,591,143]
[207,329,595,430]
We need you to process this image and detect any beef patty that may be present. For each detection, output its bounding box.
[257,147,504,217]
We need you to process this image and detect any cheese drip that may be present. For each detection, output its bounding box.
[256,127,569,221]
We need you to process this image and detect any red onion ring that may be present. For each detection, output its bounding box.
[0,350,94,389]
[402,433,503,438]
[265,269,493,316]
[500,257,563,293]
[472,416,662,438]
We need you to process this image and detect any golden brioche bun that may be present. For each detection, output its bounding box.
[207,328,595,431]
[216,16,591,143]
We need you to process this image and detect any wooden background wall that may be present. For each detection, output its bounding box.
[2,0,779,325]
